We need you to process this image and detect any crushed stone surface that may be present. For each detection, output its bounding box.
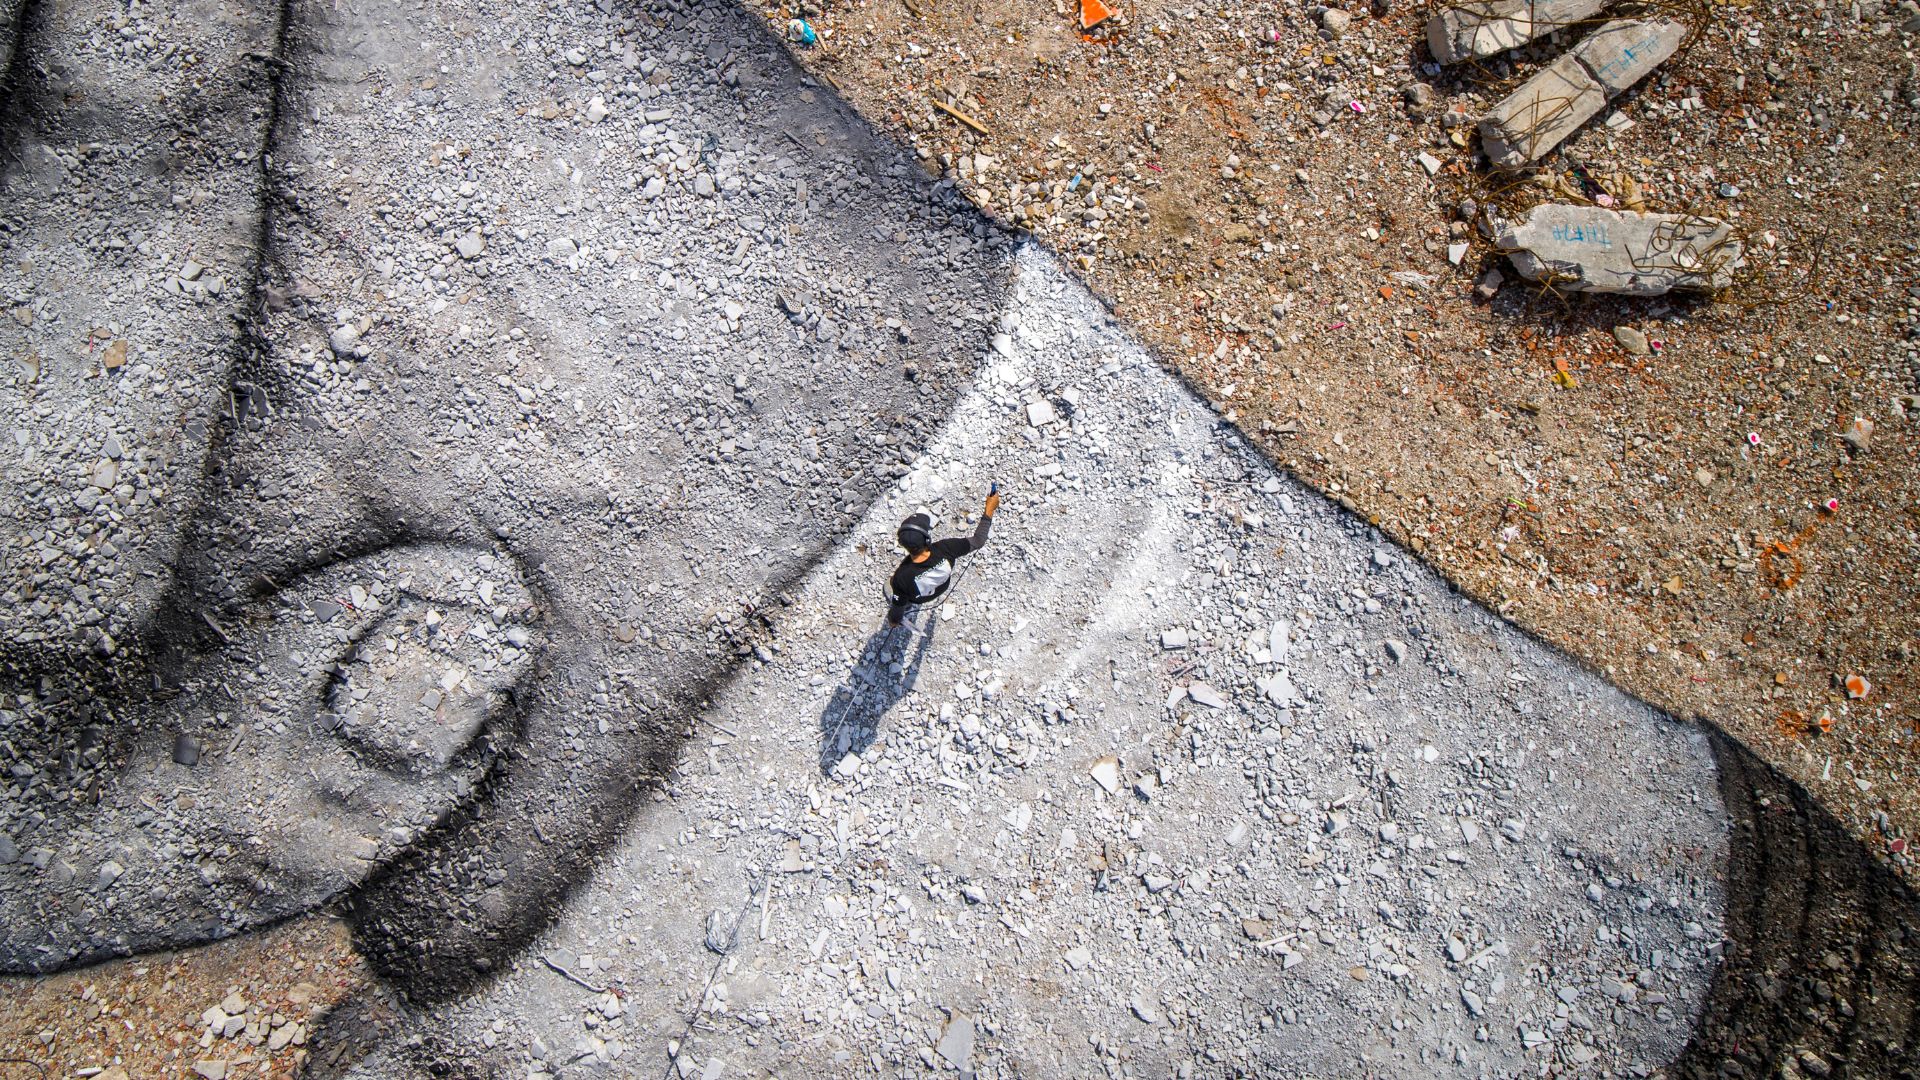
[0,0,1914,1075]
[344,247,1730,1079]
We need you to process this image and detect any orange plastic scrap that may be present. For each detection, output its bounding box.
[1080,0,1116,29]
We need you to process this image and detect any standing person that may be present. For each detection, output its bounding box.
[886,487,1000,627]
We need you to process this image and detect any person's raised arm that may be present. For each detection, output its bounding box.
[968,488,999,552]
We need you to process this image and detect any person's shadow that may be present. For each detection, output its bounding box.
[818,615,939,776]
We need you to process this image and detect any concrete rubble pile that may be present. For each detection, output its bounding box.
[1424,0,1743,294]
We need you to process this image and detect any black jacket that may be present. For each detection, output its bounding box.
[886,514,992,621]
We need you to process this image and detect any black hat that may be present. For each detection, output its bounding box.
[896,513,932,551]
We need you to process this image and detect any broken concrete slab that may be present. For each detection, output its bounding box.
[1426,0,1609,64]
[1491,204,1744,295]
[1479,53,1607,168]
[1479,18,1686,167]
[1575,17,1690,95]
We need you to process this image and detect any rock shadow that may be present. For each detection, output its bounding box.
[817,616,937,777]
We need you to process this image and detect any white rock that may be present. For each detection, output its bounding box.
[1257,671,1297,706]
[1090,755,1120,794]
[1187,682,1227,710]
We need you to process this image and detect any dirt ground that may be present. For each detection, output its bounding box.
[757,0,1920,879]
[0,918,370,1079]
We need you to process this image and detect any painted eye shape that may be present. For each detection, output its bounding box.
[318,595,540,777]
[0,542,549,973]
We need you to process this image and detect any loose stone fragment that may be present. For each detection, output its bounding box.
[1842,417,1874,453]
[935,1012,975,1067]
[1187,682,1227,709]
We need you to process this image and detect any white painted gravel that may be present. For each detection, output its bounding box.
[358,247,1729,1079]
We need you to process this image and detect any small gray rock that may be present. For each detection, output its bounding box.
[936,1012,975,1067]
[1842,417,1874,453]
[704,908,738,954]
[327,324,360,356]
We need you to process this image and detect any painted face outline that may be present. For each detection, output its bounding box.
[0,0,1017,1001]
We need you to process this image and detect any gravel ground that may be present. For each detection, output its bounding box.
[760,0,1920,881]
[339,246,1732,1078]
[0,0,1917,1077]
